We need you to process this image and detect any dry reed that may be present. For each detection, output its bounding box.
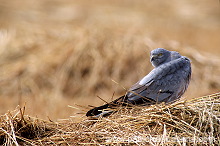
[1,92,219,145]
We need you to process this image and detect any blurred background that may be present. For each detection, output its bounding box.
[0,0,219,120]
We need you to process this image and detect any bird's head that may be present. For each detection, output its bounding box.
[150,48,171,67]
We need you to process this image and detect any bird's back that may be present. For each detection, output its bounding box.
[126,56,191,104]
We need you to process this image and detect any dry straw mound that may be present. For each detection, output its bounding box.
[1,92,219,145]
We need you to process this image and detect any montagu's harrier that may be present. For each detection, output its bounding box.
[86,48,191,117]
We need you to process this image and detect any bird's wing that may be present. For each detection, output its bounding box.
[127,57,191,103]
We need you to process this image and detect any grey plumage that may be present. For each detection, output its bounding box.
[86,48,191,117]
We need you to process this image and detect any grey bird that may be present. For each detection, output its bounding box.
[86,48,191,117]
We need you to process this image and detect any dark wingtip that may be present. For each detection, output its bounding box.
[86,108,95,117]
[86,104,109,117]
[86,95,126,117]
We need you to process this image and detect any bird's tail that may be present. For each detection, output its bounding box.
[86,95,127,117]
[86,103,111,117]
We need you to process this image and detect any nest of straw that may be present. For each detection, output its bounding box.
[0,93,220,145]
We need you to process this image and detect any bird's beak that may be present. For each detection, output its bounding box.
[150,55,157,62]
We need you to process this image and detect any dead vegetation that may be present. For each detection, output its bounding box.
[0,1,220,145]
[0,92,219,145]
[0,0,219,120]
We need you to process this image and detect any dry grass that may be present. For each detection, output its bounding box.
[0,92,220,145]
[0,0,219,120]
[0,1,220,144]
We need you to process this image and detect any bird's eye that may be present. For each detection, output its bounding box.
[158,53,163,56]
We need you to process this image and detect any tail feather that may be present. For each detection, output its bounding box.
[86,103,110,117]
[86,95,127,117]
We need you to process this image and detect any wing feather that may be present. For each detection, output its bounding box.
[126,56,191,103]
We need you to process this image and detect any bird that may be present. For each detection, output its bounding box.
[86,48,191,117]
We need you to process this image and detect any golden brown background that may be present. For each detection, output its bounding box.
[0,0,219,120]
